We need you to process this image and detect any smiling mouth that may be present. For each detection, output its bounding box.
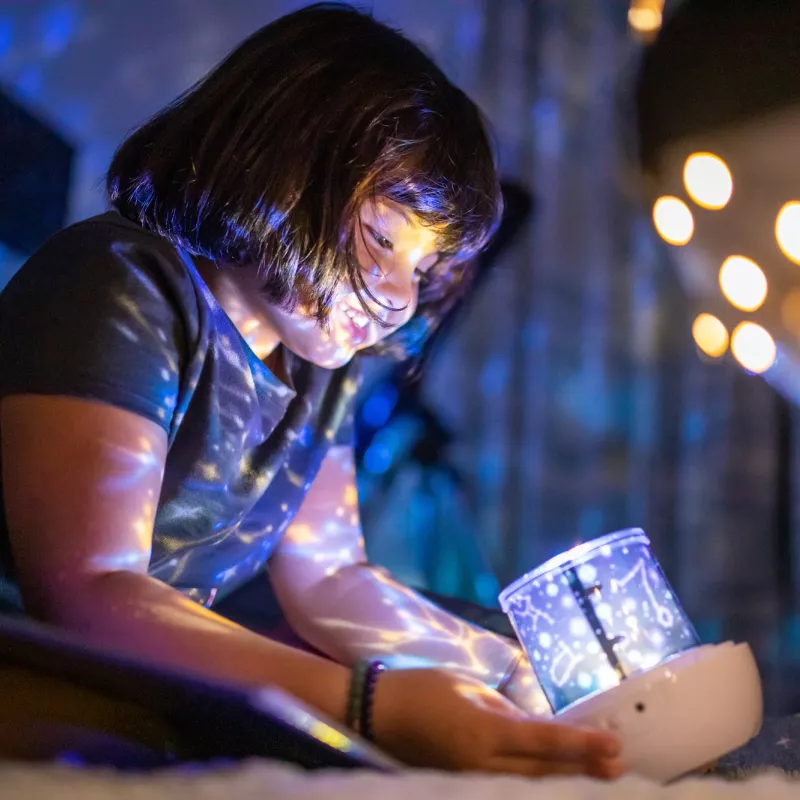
[339,302,371,346]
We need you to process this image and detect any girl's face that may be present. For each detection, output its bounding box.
[262,198,442,369]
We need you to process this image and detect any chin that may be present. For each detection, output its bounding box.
[284,326,383,369]
[309,352,356,370]
[288,342,358,370]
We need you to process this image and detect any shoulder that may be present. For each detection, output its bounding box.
[30,212,195,288]
[7,211,203,334]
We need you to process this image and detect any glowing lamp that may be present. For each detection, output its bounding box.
[500,529,762,783]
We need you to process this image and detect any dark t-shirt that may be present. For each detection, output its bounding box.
[0,212,360,610]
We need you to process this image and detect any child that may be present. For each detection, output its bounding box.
[0,3,621,778]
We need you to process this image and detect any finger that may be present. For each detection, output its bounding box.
[481,757,590,779]
[586,756,627,781]
[483,755,626,781]
[501,718,620,761]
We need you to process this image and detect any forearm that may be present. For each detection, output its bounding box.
[34,569,350,724]
[277,562,521,688]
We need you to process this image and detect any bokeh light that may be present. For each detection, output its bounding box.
[718,255,767,312]
[628,6,662,33]
[692,313,729,358]
[731,322,777,374]
[683,153,733,210]
[652,196,694,246]
[776,202,800,265]
[781,288,800,337]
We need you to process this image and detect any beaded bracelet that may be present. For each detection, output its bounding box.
[346,659,386,741]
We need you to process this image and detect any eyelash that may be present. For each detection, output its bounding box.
[365,225,434,284]
[368,226,393,252]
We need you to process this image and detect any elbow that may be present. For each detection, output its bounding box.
[270,569,360,662]
[276,588,339,655]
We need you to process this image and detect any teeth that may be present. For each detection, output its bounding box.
[343,305,370,329]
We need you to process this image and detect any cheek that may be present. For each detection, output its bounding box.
[400,292,419,325]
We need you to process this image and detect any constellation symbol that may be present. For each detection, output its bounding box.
[511,595,555,632]
[610,558,673,627]
[550,641,584,688]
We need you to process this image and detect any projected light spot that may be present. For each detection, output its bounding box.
[653,196,694,245]
[719,256,767,312]
[731,322,776,374]
[776,202,800,265]
[683,153,733,210]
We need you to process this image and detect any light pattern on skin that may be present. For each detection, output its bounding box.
[221,197,443,370]
[1,200,531,719]
[269,443,550,715]
[200,197,543,703]
[78,429,164,575]
[0,217,365,612]
[504,538,699,713]
[137,195,436,605]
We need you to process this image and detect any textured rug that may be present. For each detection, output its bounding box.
[1,760,800,800]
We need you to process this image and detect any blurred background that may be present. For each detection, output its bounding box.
[1,0,798,713]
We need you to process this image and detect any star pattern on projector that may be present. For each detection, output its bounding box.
[506,535,698,712]
[507,594,554,632]
[609,558,673,628]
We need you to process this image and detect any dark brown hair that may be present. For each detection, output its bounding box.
[107,3,501,358]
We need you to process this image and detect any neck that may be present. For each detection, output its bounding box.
[195,260,282,361]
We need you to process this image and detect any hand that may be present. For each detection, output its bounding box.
[371,667,625,779]
[499,653,553,717]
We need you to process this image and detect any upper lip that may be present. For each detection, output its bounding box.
[341,302,371,330]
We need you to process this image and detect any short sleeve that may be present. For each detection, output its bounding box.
[0,219,193,433]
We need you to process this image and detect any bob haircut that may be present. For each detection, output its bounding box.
[107,3,502,360]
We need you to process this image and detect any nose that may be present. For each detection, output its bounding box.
[366,270,417,325]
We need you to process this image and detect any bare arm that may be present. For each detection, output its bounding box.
[1,394,351,722]
[269,445,549,714]
[2,395,618,774]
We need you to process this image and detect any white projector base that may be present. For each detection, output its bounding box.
[555,642,763,783]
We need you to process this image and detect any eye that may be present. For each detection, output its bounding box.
[367,226,394,252]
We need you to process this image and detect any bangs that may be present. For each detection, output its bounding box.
[351,99,503,328]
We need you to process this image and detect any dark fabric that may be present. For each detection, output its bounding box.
[715,716,800,777]
[0,212,359,609]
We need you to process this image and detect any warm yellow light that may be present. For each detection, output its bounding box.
[628,7,662,32]
[718,255,767,312]
[653,196,694,246]
[683,153,733,210]
[782,288,800,335]
[692,313,729,358]
[776,202,800,265]
[731,322,777,374]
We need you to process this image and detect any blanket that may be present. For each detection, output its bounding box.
[0,759,798,800]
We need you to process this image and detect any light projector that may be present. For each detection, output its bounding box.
[499,529,763,783]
